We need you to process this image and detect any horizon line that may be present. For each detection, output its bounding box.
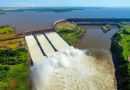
[0,6,130,8]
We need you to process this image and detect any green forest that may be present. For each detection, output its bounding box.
[112,24,130,90]
[0,25,30,90]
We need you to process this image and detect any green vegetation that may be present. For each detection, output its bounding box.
[112,27,130,61]
[0,25,15,34]
[0,13,6,15]
[112,24,130,90]
[101,25,111,32]
[119,63,130,90]
[0,64,30,90]
[0,38,25,50]
[123,24,130,29]
[0,25,30,90]
[0,48,28,65]
[0,34,24,41]
[56,22,84,46]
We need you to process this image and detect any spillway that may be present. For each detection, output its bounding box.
[25,35,46,65]
[36,34,55,56]
[25,32,116,90]
[25,32,70,65]
[45,32,70,51]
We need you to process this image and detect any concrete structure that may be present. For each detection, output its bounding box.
[45,32,70,51]
[25,35,46,65]
[25,32,70,65]
[17,28,55,35]
[36,34,55,56]
[52,18,130,28]
[66,18,130,22]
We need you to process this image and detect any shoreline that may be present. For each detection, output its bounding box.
[111,26,130,90]
[52,19,86,47]
[75,29,86,47]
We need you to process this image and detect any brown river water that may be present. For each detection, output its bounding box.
[30,26,118,90]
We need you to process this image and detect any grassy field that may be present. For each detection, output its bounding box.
[0,34,17,41]
[56,21,84,46]
[0,34,24,41]
[112,24,130,90]
[0,25,30,90]
[0,25,15,34]
[0,38,25,50]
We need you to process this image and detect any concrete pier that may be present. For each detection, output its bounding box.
[36,34,55,56]
[45,32,70,51]
[25,35,46,65]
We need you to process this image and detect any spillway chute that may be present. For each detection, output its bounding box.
[25,32,70,65]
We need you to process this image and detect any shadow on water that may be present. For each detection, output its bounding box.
[110,41,126,90]
[110,46,120,90]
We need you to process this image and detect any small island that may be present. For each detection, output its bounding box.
[101,25,111,32]
[0,25,30,89]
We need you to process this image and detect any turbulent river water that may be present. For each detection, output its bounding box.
[31,47,116,90]
[30,27,118,90]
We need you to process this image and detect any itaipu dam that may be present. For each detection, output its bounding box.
[25,18,130,65]
[24,18,130,90]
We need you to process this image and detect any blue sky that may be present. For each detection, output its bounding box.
[0,0,130,7]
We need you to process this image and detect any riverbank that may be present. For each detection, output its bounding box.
[55,20,129,90]
[56,21,84,46]
[0,25,30,89]
[111,24,130,90]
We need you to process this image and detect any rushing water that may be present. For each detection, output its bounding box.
[31,47,116,90]
[0,7,124,89]
[30,27,118,90]
[0,7,130,32]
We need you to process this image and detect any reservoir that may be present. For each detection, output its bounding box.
[0,7,130,32]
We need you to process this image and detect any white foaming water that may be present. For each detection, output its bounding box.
[31,47,116,90]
